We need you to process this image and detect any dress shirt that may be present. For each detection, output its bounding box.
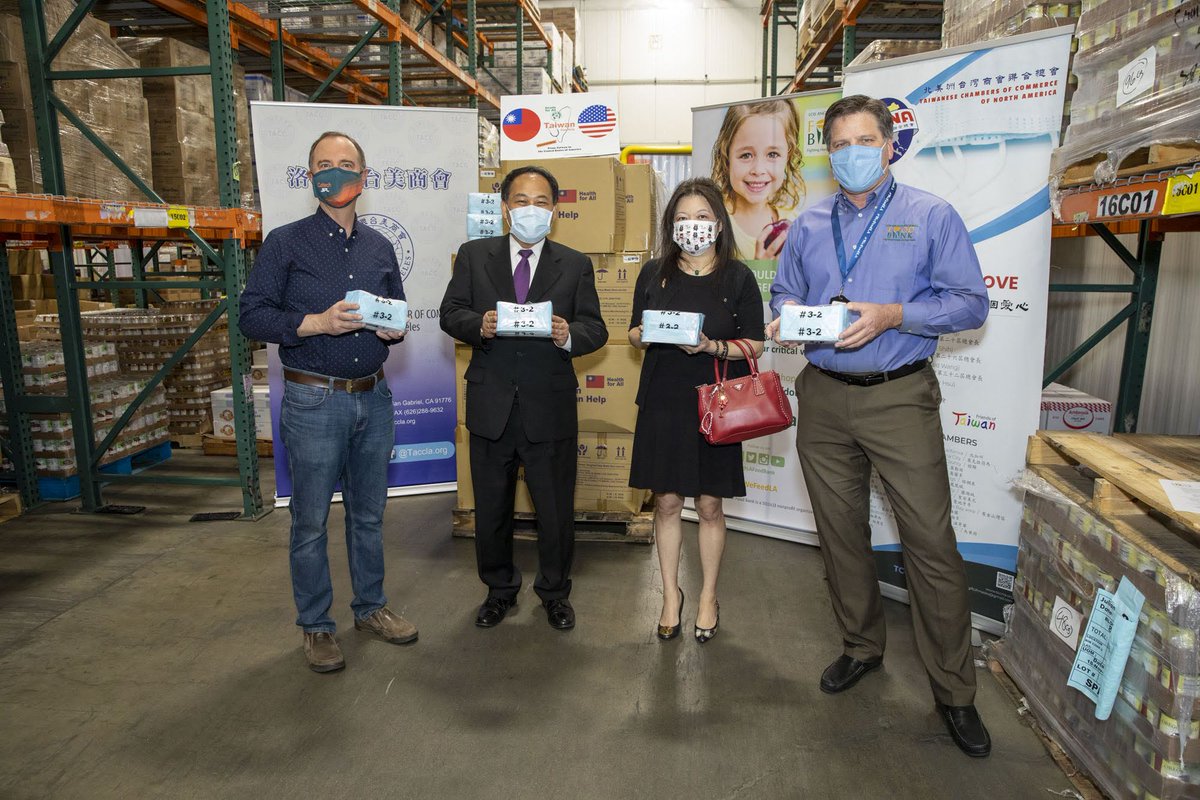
[239,206,405,379]
[508,235,569,351]
[769,173,988,373]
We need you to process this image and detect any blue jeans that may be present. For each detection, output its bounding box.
[280,377,394,633]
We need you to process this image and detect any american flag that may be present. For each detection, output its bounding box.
[577,104,617,138]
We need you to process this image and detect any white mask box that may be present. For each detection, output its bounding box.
[496,301,553,337]
[344,289,408,333]
[640,310,704,346]
[468,192,502,215]
[779,303,848,343]
[467,213,502,240]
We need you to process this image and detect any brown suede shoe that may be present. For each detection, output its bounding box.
[303,632,345,673]
[355,607,419,644]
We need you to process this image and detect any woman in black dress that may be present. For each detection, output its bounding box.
[628,177,765,644]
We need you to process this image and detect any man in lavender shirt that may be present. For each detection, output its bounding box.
[768,95,991,757]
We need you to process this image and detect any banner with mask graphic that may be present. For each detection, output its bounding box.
[690,90,842,543]
[250,102,475,503]
[842,28,1073,628]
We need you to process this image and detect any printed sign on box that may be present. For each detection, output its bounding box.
[500,92,620,160]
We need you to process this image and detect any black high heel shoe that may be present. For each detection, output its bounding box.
[656,589,685,641]
[695,600,719,644]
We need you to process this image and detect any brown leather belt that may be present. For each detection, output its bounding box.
[283,368,384,393]
[815,359,928,387]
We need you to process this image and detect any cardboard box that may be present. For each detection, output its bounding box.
[589,252,647,332]
[621,163,658,253]
[479,166,502,195]
[573,344,642,434]
[10,274,41,300]
[575,431,647,513]
[1039,383,1113,434]
[209,384,272,440]
[500,156,626,253]
[455,343,470,425]
[455,424,534,513]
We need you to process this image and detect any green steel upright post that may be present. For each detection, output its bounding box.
[271,2,285,101]
[387,0,403,105]
[207,0,265,518]
[1115,221,1162,433]
[516,5,524,94]
[467,0,477,109]
[843,20,856,68]
[21,0,102,509]
[446,0,455,59]
[771,2,780,94]
[761,16,769,96]
[0,247,40,509]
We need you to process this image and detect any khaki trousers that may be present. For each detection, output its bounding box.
[795,363,976,706]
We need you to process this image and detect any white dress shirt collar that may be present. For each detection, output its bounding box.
[508,236,546,275]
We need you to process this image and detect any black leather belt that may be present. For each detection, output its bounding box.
[284,368,383,393]
[815,359,928,387]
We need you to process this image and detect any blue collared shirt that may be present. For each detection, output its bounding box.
[769,174,988,373]
[239,207,405,379]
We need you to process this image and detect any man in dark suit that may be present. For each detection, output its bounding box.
[441,165,608,631]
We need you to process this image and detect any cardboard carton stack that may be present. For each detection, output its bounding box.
[118,37,254,209]
[457,157,667,519]
[0,341,170,477]
[998,459,1200,800]
[0,3,153,201]
[490,21,565,91]
[1051,0,1198,184]
[65,302,232,437]
[1039,383,1113,434]
[941,0,1079,48]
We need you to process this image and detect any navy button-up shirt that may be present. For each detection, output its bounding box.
[240,207,405,379]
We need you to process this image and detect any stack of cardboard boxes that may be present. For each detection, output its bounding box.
[0,1,153,201]
[456,156,664,519]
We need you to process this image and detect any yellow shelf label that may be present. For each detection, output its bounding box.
[166,206,190,228]
[1163,172,1200,216]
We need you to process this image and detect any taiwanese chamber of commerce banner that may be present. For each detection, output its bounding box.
[690,89,842,543]
[249,103,476,504]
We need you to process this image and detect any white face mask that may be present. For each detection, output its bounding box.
[672,220,718,256]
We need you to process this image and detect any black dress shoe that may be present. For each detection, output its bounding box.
[543,598,575,630]
[475,596,515,628]
[819,654,883,694]
[937,703,992,757]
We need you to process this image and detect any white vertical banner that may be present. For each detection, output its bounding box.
[249,102,476,503]
[843,29,1074,627]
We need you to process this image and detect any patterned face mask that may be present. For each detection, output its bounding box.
[672,220,718,256]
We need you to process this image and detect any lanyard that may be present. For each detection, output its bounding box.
[831,180,897,285]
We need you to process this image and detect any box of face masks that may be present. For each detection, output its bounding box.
[500,156,626,253]
[779,303,848,342]
[641,310,704,346]
[589,252,648,332]
[573,344,642,434]
[495,301,553,337]
[344,290,407,333]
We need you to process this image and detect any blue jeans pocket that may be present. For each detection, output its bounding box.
[284,380,330,409]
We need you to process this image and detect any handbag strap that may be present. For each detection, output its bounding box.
[711,350,729,385]
[728,338,759,375]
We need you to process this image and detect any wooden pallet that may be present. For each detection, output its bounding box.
[0,492,21,524]
[200,435,273,458]
[451,505,654,544]
[1027,430,1200,583]
[987,658,1106,800]
[808,0,846,38]
[1059,142,1200,187]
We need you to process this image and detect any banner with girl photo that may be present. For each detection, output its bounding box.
[691,90,842,543]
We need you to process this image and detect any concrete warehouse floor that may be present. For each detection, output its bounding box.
[0,453,1076,799]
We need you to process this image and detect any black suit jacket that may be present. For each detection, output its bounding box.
[440,236,608,442]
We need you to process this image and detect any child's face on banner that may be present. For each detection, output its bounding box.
[728,114,787,209]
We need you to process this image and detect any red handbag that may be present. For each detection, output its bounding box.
[696,339,794,445]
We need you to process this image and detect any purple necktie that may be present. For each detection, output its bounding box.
[514,249,532,303]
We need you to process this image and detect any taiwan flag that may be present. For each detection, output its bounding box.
[577,104,617,138]
[502,107,541,142]
[585,375,605,389]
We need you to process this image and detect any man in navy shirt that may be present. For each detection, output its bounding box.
[769,96,992,757]
[241,131,417,673]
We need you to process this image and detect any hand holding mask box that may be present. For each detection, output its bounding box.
[779,303,849,342]
[496,301,553,337]
[344,290,408,333]
[640,310,704,346]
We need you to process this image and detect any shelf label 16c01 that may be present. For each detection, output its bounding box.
[1095,188,1159,219]
[1163,172,1200,217]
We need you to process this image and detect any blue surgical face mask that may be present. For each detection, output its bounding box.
[507,205,553,244]
[829,144,886,193]
[311,167,363,208]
